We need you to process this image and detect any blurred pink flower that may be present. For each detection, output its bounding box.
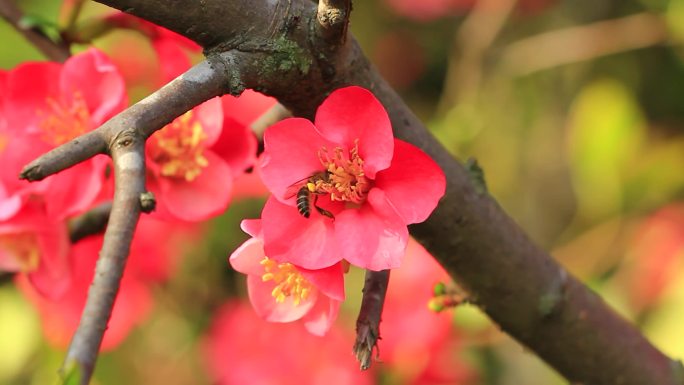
[229,219,344,336]
[259,86,445,270]
[16,216,191,350]
[203,300,373,385]
[381,238,475,384]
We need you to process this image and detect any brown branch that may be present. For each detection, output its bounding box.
[0,0,70,62]
[353,269,390,370]
[500,12,669,76]
[36,0,683,383]
[61,132,146,384]
[68,202,113,243]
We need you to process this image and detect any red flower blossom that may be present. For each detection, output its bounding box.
[145,97,231,221]
[259,86,445,270]
[146,88,276,221]
[2,48,125,220]
[229,219,344,336]
[203,301,373,385]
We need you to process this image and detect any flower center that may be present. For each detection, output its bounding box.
[315,139,370,204]
[0,233,40,272]
[148,111,208,182]
[260,257,313,306]
[38,92,91,146]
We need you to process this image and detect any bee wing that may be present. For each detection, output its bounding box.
[284,175,311,199]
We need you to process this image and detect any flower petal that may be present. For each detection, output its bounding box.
[314,86,394,178]
[5,61,61,132]
[261,196,340,269]
[298,262,345,301]
[158,151,233,221]
[240,219,262,238]
[302,297,341,336]
[246,275,316,323]
[60,48,127,126]
[229,238,267,276]
[260,118,334,202]
[334,205,408,270]
[374,139,445,224]
[210,116,256,173]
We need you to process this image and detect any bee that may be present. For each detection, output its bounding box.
[285,171,335,219]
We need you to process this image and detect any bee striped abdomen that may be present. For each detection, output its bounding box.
[296,187,311,218]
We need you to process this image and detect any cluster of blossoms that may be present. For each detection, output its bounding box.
[230,86,446,335]
[0,13,274,351]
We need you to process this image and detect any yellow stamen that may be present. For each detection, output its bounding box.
[0,233,40,272]
[260,257,314,306]
[38,92,91,146]
[315,139,370,203]
[148,111,209,182]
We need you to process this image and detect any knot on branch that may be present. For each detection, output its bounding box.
[139,191,156,213]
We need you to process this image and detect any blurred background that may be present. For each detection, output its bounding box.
[2,0,684,384]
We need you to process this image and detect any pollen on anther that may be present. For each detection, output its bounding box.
[260,257,314,306]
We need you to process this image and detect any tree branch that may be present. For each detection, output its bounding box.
[0,0,70,62]
[316,0,351,45]
[500,12,669,76]
[353,269,390,370]
[69,202,113,243]
[21,0,682,383]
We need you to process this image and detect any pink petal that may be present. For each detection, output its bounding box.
[302,297,341,336]
[314,86,394,178]
[246,275,316,323]
[60,48,127,126]
[221,90,276,127]
[5,61,61,132]
[210,116,257,173]
[261,196,340,269]
[158,151,233,221]
[240,219,262,238]
[229,238,267,276]
[298,262,345,301]
[152,37,192,84]
[193,97,224,147]
[27,222,72,299]
[334,205,408,270]
[260,118,334,202]
[44,155,108,220]
[374,139,445,224]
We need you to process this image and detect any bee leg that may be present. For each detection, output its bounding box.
[313,194,335,220]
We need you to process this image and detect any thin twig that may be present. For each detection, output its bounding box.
[69,202,113,243]
[500,12,669,76]
[436,0,517,114]
[21,57,232,181]
[0,0,70,62]
[353,269,390,370]
[250,103,292,138]
[316,0,351,44]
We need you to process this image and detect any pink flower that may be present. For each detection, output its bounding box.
[145,91,273,222]
[145,98,234,221]
[2,48,125,219]
[229,219,344,336]
[203,301,373,385]
[259,86,445,270]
